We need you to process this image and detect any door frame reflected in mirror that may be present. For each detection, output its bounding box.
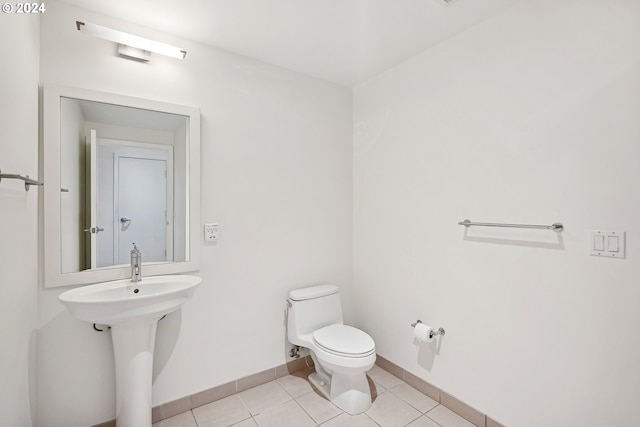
[43,84,201,288]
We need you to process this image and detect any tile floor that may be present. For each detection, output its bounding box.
[152,365,476,427]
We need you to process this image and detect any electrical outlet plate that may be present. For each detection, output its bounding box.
[204,223,219,242]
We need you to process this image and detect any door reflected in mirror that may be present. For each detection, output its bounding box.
[60,98,188,273]
[44,85,200,288]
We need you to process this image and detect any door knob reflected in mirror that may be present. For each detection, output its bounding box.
[84,226,104,234]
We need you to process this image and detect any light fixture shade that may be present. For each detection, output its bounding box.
[117,44,151,62]
[76,21,186,60]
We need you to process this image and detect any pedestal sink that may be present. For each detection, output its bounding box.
[58,275,201,427]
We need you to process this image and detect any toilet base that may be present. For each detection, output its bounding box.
[308,371,372,415]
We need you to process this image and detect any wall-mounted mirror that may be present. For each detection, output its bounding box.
[43,84,201,288]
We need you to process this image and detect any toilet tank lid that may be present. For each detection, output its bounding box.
[289,284,338,301]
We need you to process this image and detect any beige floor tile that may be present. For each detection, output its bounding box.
[152,410,197,427]
[193,395,252,427]
[152,364,495,427]
[390,383,439,413]
[366,389,422,427]
[276,372,315,398]
[406,415,443,427]
[320,412,380,427]
[295,390,343,424]
[427,405,476,427]
[238,381,292,415]
[230,418,258,427]
[253,400,316,427]
[368,365,403,391]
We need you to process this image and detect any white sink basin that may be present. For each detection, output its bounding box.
[58,274,201,325]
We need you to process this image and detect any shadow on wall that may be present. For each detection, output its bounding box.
[415,335,445,371]
[38,308,116,424]
[153,310,183,381]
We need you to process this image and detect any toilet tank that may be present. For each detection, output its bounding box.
[287,285,343,340]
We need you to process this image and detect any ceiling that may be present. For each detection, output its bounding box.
[61,0,522,87]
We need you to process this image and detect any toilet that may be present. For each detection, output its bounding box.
[286,284,376,414]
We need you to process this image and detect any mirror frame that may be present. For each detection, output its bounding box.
[43,84,201,288]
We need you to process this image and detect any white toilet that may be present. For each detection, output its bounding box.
[286,284,376,414]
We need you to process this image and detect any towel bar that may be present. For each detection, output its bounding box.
[458,219,563,232]
[0,168,44,192]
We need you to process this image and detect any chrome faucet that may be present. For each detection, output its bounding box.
[130,243,142,282]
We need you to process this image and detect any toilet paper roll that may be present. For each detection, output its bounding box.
[414,322,435,343]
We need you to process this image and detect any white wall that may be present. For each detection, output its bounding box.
[37,2,353,426]
[0,13,40,427]
[353,1,640,426]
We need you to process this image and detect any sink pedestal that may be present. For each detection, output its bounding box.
[112,321,158,427]
[57,275,202,427]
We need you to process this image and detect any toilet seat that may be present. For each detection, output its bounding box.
[313,324,375,358]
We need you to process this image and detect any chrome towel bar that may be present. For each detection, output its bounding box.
[0,168,44,191]
[458,219,563,232]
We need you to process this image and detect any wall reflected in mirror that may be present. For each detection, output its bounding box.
[60,97,189,273]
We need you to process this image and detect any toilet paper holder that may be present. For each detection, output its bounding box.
[411,320,446,339]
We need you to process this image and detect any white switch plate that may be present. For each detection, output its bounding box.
[589,230,625,258]
[204,223,219,242]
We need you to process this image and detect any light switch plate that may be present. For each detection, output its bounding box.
[589,230,625,258]
[204,223,219,242]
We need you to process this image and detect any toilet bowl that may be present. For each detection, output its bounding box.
[286,285,376,414]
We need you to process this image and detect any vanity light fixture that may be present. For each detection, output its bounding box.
[76,21,187,61]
